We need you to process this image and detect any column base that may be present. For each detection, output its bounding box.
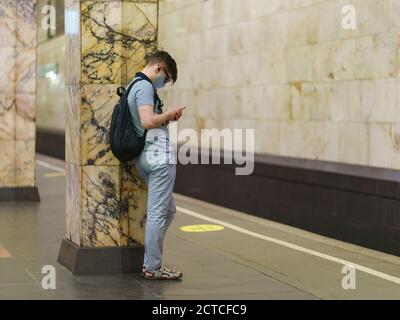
[57,238,144,275]
[0,186,40,202]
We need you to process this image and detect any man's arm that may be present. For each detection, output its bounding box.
[138,106,185,129]
[133,81,184,129]
[138,105,174,129]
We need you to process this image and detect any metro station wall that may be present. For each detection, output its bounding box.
[0,0,37,188]
[37,35,66,133]
[158,0,400,170]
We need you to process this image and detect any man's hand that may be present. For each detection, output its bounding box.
[173,106,186,121]
[139,105,185,129]
[165,106,186,122]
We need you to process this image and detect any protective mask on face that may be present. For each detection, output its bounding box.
[153,73,166,89]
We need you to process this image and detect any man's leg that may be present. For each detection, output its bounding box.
[135,155,149,185]
[164,164,177,230]
[143,164,176,271]
[165,194,176,232]
[135,155,151,269]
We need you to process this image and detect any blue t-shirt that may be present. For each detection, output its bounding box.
[127,78,157,138]
[127,77,175,164]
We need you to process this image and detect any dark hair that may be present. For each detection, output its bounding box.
[147,50,178,84]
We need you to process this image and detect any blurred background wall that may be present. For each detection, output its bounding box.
[36,0,65,158]
[31,0,400,255]
[158,0,400,170]
[37,0,65,133]
[35,0,400,170]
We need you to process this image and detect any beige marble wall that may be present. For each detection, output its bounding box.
[159,0,400,170]
[65,0,158,247]
[0,0,37,188]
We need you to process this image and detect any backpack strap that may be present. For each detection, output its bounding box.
[125,73,159,109]
[132,72,163,111]
[124,77,145,97]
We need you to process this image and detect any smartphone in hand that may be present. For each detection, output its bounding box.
[172,107,186,121]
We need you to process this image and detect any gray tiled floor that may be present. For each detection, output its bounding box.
[0,154,399,300]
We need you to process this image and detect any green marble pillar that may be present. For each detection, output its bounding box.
[59,0,158,274]
[0,0,39,201]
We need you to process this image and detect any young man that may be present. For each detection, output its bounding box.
[127,51,185,280]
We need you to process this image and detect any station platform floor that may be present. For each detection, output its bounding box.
[0,154,400,300]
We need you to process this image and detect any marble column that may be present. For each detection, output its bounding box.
[58,0,158,274]
[0,0,39,201]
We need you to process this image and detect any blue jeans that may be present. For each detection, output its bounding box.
[135,150,177,272]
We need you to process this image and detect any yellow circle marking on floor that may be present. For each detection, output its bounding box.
[180,224,225,233]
